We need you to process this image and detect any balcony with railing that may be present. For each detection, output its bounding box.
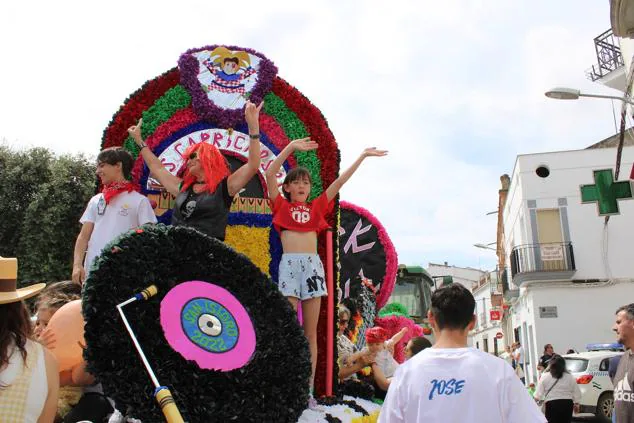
[585,29,626,90]
[510,242,576,286]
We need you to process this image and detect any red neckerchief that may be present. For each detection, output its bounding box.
[102,181,140,204]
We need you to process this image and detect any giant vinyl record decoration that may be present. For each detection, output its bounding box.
[82,224,311,422]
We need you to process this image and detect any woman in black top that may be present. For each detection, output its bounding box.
[128,101,262,240]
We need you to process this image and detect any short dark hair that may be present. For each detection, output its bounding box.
[223,57,239,65]
[430,284,475,330]
[408,336,432,356]
[549,355,567,379]
[97,147,134,179]
[616,304,634,320]
[282,167,312,200]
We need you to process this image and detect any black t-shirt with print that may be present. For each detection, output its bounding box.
[171,178,233,241]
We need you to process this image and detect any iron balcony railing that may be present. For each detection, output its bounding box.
[510,242,575,278]
[586,29,624,82]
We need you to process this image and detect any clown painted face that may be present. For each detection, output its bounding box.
[223,60,239,75]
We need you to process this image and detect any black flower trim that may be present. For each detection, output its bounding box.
[82,224,311,422]
[338,379,375,400]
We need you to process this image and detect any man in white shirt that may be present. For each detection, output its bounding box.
[72,147,156,284]
[379,284,545,423]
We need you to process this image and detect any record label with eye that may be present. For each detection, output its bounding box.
[160,280,256,371]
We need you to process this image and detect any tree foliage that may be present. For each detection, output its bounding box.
[0,144,95,285]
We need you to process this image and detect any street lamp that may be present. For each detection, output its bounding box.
[544,87,634,106]
[473,242,497,252]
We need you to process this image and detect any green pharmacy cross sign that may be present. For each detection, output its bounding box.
[580,169,633,216]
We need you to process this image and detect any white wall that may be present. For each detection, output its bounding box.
[504,146,634,280]
[427,263,484,291]
[621,37,634,78]
[510,281,634,383]
[470,282,505,355]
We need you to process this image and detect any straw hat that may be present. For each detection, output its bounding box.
[0,257,45,305]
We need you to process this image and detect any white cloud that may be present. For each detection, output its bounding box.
[0,0,620,271]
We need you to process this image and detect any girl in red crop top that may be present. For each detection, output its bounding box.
[266,137,387,404]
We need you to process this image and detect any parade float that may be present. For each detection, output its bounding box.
[82,44,412,422]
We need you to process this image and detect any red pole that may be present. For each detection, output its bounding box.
[325,230,334,396]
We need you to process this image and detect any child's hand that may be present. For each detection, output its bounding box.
[127,119,143,144]
[290,137,319,151]
[245,101,264,127]
[361,147,388,158]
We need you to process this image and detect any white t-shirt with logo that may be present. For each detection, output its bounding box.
[379,347,546,423]
[80,191,156,271]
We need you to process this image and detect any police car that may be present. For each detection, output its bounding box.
[563,343,623,423]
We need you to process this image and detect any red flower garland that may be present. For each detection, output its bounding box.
[271,77,339,190]
[102,68,181,150]
[259,114,296,169]
[130,108,199,183]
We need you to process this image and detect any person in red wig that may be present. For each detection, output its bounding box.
[128,101,263,241]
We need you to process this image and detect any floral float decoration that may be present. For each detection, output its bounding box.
[338,201,398,351]
[375,302,424,364]
[100,44,340,395]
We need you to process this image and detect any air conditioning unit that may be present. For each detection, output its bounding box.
[612,0,634,38]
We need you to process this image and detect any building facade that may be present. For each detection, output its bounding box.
[500,145,634,384]
[470,270,506,356]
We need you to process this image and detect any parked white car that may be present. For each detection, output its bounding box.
[563,343,623,423]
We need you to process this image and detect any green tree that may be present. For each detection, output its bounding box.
[0,144,95,285]
[0,146,54,257]
[17,154,96,284]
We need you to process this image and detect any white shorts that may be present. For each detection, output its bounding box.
[277,253,327,300]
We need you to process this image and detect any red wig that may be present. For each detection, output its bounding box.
[179,143,231,193]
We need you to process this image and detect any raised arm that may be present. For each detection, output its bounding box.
[128,119,182,197]
[325,147,387,201]
[386,327,408,352]
[265,138,318,201]
[227,101,263,196]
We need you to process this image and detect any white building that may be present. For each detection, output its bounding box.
[470,270,506,356]
[501,144,634,384]
[426,262,483,292]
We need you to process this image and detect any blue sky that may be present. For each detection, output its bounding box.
[0,0,624,271]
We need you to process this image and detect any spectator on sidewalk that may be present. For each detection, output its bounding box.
[379,284,545,423]
[534,355,581,423]
[537,344,555,373]
[612,304,634,423]
[500,345,514,367]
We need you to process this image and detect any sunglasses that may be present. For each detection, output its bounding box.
[189,152,198,160]
[338,319,349,325]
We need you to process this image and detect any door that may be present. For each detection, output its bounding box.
[535,209,564,271]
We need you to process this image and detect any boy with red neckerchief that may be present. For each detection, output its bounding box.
[72,147,156,285]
